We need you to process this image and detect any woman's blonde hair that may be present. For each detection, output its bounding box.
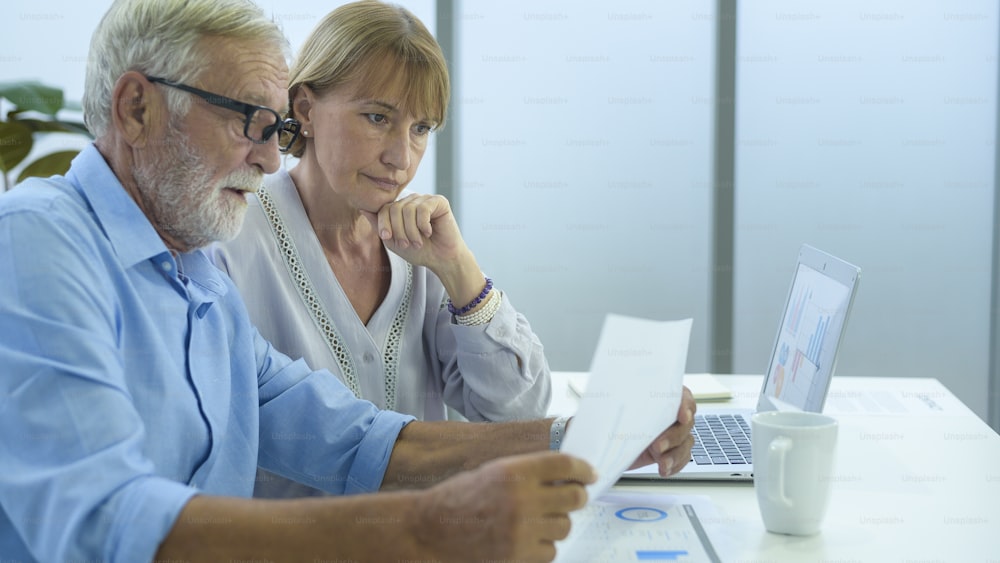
[286,0,450,157]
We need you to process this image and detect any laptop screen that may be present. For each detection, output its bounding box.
[758,245,861,413]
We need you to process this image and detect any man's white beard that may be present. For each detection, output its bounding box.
[132,126,263,251]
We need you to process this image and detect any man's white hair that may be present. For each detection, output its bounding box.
[83,0,289,138]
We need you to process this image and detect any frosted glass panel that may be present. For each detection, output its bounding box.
[734,1,997,418]
[455,1,715,370]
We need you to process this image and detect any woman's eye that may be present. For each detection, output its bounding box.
[366,113,388,125]
[414,124,432,136]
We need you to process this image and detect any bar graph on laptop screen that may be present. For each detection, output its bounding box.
[761,262,851,412]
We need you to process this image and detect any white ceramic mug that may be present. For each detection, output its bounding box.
[751,410,838,535]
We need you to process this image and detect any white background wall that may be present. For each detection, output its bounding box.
[453,0,716,378]
[452,0,997,422]
[2,1,997,423]
[731,1,997,418]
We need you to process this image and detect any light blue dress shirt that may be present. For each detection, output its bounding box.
[0,145,415,563]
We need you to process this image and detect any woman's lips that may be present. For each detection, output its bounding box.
[366,175,400,190]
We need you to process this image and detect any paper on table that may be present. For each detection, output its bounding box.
[560,314,692,499]
[555,492,723,563]
[567,372,732,402]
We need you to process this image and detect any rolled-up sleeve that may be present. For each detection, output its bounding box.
[255,347,414,495]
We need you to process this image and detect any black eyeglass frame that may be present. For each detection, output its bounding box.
[146,75,300,151]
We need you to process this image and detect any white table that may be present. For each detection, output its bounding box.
[549,372,1000,562]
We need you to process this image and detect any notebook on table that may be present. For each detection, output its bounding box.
[622,244,862,482]
[568,372,733,402]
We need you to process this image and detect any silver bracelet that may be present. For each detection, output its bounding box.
[455,288,502,326]
[549,416,570,451]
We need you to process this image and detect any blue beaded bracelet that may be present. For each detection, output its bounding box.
[447,277,493,316]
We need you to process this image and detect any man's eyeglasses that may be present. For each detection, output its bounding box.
[146,76,301,152]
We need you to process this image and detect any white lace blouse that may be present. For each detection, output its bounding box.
[210,169,552,424]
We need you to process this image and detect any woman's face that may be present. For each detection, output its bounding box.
[298,78,437,213]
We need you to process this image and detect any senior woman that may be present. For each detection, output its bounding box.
[211,0,551,498]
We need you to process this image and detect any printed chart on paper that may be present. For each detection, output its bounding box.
[556,493,722,563]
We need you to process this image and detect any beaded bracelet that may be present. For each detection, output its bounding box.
[549,416,570,451]
[447,277,493,316]
[455,289,501,326]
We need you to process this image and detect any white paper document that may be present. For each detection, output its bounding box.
[555,492,722,563]
[823,385,971,416]
[560,314,693,498]
[568,372,732,402]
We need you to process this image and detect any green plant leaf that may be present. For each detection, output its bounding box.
[58,121,93,137]
[0,81,64,116]
[17,118,92,137]
[0,121,34,172]
[16,150,79,183]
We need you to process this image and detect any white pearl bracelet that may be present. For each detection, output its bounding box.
[455,288,502,326]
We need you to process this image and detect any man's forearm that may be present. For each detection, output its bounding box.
[156,492,429,561]
[381,418,555,490]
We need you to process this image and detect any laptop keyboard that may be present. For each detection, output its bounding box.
[690,413,753,465]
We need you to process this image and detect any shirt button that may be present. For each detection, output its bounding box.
[363,352,375,363]
[161,261,173,272]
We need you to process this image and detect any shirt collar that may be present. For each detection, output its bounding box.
[67,144,169,270]
[66,144,229,301]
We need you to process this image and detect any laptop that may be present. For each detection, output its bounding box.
[622,244,861,481]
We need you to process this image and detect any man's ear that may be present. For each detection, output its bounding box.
[110,72,163,148]
[291,84,315,131]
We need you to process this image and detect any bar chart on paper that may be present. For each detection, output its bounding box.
[555,493,722,563]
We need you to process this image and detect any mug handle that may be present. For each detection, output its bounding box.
[768,436,794,508]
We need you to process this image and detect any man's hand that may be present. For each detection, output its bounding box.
[414,451,596,563]
[629,386,697,477]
